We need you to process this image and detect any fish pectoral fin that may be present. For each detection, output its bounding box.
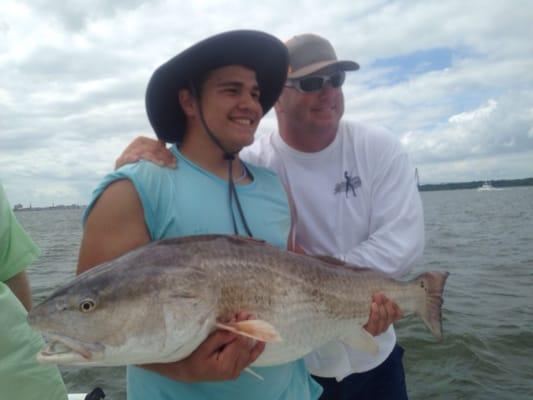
[216,320,282,343]
[341,328,379,356]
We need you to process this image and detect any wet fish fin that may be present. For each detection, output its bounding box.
[310,255,347,266]
[341,327,379,356]
[216,320,282,343]
[309,255,373,273]
[414,271,450,341]
[244,367,264,380]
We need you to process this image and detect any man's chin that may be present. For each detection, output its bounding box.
[227,135,255,153]
[312,118,340,130]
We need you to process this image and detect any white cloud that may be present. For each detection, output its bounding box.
[1,0,532,205]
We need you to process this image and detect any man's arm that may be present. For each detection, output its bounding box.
[5,270,32,311]
[77,179,150,273]
[114,136,175,171]
[78,179,263,381]
[338,151,424,279]
[334,145,423,335]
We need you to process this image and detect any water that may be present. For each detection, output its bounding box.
[17,187,533,399]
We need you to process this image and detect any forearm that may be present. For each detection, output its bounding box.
[339,221,424,277]
[77,180,151,274]
[5,270,32,310]
[140,361,192,382]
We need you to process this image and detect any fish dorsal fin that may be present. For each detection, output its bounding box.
[310,255,347,266]
[341,327,379,356]
[154,234,227,247]
[224,235,267,246]
[308,255,373,273]
[216,320,282,343]
[154,234,267,249]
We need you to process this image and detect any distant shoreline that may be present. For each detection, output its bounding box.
[419,177,533,192]
[11,178,533,208]
[13,205,86,212]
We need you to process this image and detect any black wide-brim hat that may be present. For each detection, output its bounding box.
[146,30,289,143]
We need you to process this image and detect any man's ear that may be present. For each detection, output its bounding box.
[178,88,196,117]
[274,98,284,115]
[274,89,288,115]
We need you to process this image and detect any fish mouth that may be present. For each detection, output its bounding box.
[37,334,105,364]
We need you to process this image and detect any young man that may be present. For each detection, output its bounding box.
[117,33,424,399]
[0,183,68,400]
[77,30,322,400]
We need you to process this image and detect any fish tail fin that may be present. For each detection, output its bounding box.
[415,271,450,341]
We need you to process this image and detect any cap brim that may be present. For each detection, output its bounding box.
[288,60,359,79]
[146,30,289,143]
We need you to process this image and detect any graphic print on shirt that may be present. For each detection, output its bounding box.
[334,171,361,197]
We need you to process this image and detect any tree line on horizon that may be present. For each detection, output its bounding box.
[419,177,533,191]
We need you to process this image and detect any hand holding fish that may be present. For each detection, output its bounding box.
[142,312,264,382]
[364,292,404,336]
[290,243,402,337]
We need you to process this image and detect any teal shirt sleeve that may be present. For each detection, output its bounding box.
[83,161,173,240]
[0,184,40,282]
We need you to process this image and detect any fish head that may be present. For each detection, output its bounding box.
[28,262,218,366]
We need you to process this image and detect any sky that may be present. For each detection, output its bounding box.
[1,0,532,207]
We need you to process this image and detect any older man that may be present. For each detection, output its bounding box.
[245,34,424,400]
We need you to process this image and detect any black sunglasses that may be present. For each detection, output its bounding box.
[285,71,346,93]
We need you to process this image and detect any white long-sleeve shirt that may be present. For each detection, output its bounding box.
[242,120,424,379]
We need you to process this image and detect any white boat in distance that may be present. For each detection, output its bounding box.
[477,181,501,191]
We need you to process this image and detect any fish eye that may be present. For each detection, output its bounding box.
[79,299,96,313]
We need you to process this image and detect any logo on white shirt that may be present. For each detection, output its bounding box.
[334,171,361,197]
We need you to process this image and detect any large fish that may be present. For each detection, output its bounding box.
[28,235,449,367]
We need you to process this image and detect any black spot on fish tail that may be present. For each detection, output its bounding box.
[414,271,450,341]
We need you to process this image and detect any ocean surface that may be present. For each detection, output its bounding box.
[17,187,533,399]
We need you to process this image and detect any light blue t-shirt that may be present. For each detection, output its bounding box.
[85,146,322,400]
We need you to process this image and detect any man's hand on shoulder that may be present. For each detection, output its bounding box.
[115,136,176,170]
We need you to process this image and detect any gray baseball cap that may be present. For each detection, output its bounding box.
[285,34,359,79]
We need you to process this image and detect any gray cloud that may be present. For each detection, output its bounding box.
[1,0,532,205]
[404,92,533,163]
[25,0,159,31]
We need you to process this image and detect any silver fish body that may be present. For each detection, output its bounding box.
[28,235,449,367]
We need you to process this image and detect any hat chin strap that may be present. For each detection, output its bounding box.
[189,82,253,237]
